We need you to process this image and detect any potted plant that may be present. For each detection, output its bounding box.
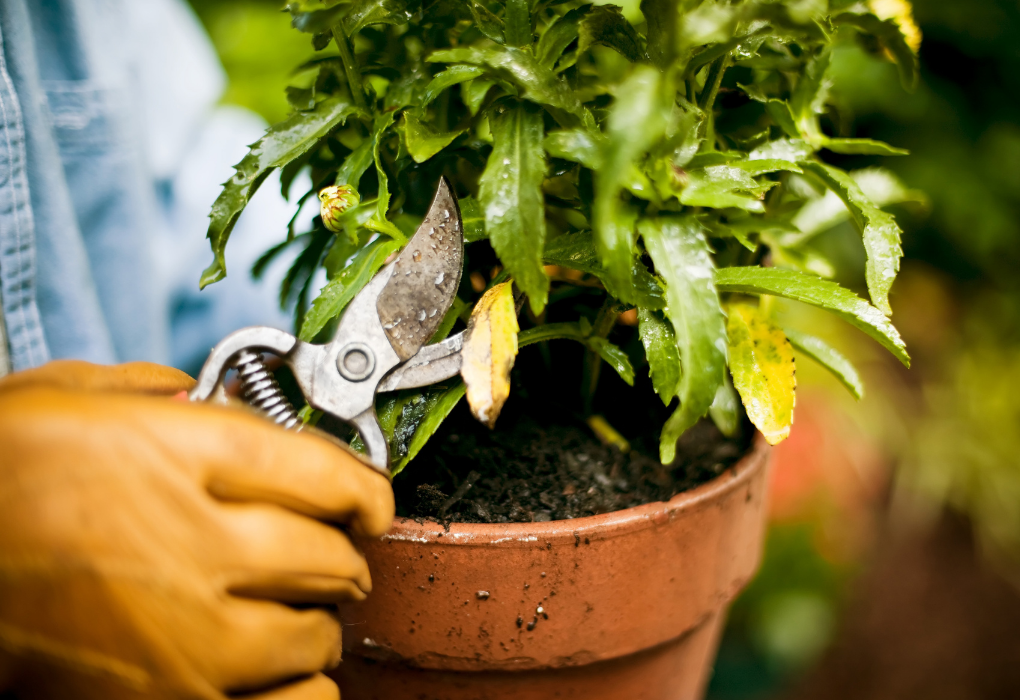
[200,0,915,696]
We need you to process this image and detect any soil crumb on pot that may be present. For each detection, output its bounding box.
[393,397,752,525]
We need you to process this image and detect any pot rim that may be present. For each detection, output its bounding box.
[381,433,769,547]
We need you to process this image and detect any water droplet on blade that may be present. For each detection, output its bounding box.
[435,272,445,285]
[412,250,422,262]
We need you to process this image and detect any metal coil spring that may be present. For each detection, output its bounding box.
[233,350,301,430]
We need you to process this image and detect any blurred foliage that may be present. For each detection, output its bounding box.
[188,0,314,124]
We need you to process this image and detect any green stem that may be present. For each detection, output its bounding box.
[332,24,367,111]
[698,56,730,150]
[581,298,623,415]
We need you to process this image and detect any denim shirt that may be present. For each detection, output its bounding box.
[0,0,294,376]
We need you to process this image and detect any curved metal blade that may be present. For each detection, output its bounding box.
[376,177,464,361]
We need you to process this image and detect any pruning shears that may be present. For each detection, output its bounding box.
[189,178,467,474]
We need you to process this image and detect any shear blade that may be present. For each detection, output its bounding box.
[376,177,464,362]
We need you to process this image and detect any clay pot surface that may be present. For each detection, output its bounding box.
[336,437,770,700]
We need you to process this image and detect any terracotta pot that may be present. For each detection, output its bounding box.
[334,437,770,700]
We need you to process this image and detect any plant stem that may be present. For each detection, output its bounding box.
[332,24,367,111]
[581,298,624,415]
[698,56,731,150]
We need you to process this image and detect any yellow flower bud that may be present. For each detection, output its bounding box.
[318,184,360,233]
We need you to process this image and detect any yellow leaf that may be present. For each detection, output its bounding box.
[460,281,519,428]
[726,303,796,445]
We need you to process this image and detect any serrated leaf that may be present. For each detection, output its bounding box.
[478,101,549,313]
[640,216,728,463]
[784,327,865,400]
[201,95,359,288]
[578,5,644,62]
[637,308,681,404]
[336,139,374,189]
[823,138,909,156]
[421,65,485,107]
[789,49,831,142]
[504,0,532,46]
[460,281,520,428]
[727,303,796,446]
[427,46,584,126]
[543,231,665,310]
[402,111,466,163]
[714,266,909,366]
[299,237,401,340]
[801,161,902,315]
[595,66,666,302]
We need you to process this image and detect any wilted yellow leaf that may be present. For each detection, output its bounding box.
[460,281,519,428]
[726,303,796,445]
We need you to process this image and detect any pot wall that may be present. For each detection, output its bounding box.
[336,438,770,700]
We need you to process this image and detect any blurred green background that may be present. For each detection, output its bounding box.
[186,0,1020,696]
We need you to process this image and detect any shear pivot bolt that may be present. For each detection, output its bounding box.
[336,343,375,382]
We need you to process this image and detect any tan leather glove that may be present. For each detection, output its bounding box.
[0,362,394,700]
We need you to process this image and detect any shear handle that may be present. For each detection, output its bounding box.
[189,327,300,404]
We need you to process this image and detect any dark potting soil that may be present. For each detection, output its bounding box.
[392,395,753,525]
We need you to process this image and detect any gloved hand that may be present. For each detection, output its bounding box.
[0,362,395,700]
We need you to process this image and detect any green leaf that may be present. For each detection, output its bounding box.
[504,0,532,47]
[543,231,665,310]
[595,66,666,301]
[639,216,728,463]
[336,139,374,188]
[459,196,487,242]
[677,165,773,212]
[287,2,349,34]
[727,303,796,446]
[299,237,401,340]
[714,266,909,366]
[834,12,919,91]
[201,95,359,288]
[535,6,585,68]
[578,5,644,62]
[588,337,635,386]
[428,46,584,126]
[343,0,409,35]
[637,308,681,404]
[765,99,801,139]
[431,297,468,343]
[640,0,679,68]
[367,111,404,240]
[544,128,602,169]
[468,1,505,44]
[783,327,865,400]
[822,138,909,156]
[462,78,496,115]
[478,100,549,314]
[421,65,485,107]
[801,161,902,315]
[388,382,468,477]
[708,373,740,438]
[402,111,466,163]
[789,49,831,141]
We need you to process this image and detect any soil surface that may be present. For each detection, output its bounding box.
[392,394,752,525]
